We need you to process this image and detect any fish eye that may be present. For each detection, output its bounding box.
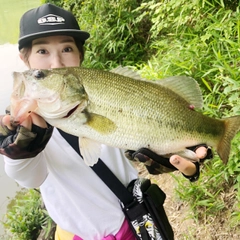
[34,70,45,79]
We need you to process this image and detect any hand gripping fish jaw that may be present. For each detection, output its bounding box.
[10,98,38,124]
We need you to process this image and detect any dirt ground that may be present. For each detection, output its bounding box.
[135,163,240,240]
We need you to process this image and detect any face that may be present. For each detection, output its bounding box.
[22,35,81,69]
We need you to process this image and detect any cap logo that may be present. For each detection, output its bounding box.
[38,14,65,25]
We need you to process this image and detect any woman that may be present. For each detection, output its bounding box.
[0,3,211,240]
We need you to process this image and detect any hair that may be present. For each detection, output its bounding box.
[19,38,85,67]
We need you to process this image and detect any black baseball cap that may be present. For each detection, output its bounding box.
[18,3,90,50]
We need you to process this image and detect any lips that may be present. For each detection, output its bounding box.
[64,105,79,118]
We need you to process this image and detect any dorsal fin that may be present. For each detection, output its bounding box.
[110,67,203,109]
[157,76,203,109]
[110,66,146,81]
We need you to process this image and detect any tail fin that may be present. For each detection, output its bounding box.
[217,115,240,164]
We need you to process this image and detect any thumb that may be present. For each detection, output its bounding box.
[170,155,197,176]
[2,115,17,130]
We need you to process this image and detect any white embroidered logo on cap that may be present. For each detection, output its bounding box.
[38,14,65,25]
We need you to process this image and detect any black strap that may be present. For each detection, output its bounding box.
[58,129,173,240]
[57,129,134,205]
[58,129,81,155]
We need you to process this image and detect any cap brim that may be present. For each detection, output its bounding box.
[18,29,90,50]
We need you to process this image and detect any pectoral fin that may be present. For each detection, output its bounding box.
[86,113,116,134]
[79,137,101,166]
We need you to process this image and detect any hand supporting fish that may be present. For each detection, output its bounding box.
[125,145,213,181]
[10,66,240,166]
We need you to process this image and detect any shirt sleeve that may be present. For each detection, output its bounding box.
[4,153,48,188]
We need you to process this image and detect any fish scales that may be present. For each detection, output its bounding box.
[11,67,240,166]
[77,68,224,148]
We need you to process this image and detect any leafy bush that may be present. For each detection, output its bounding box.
[2,189,53,240]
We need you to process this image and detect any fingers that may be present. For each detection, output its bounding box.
[21,113,48,130]
[170,155,197,176]
[5,112,48,132]
[1,115,33,132]
[2,115,16,130]
[30,113,48,128]
[20,116,33,131]
[195,146,208,159]
[171,146,209,176]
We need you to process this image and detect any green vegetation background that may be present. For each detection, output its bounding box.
[2,0,240,239]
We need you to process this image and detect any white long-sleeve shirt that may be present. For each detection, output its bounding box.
[4,128,138,239]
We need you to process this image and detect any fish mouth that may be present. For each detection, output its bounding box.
[64,104,79,118]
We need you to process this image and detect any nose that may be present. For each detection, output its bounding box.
[50,54,65,68]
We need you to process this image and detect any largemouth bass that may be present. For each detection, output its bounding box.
[10,67,240,166]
